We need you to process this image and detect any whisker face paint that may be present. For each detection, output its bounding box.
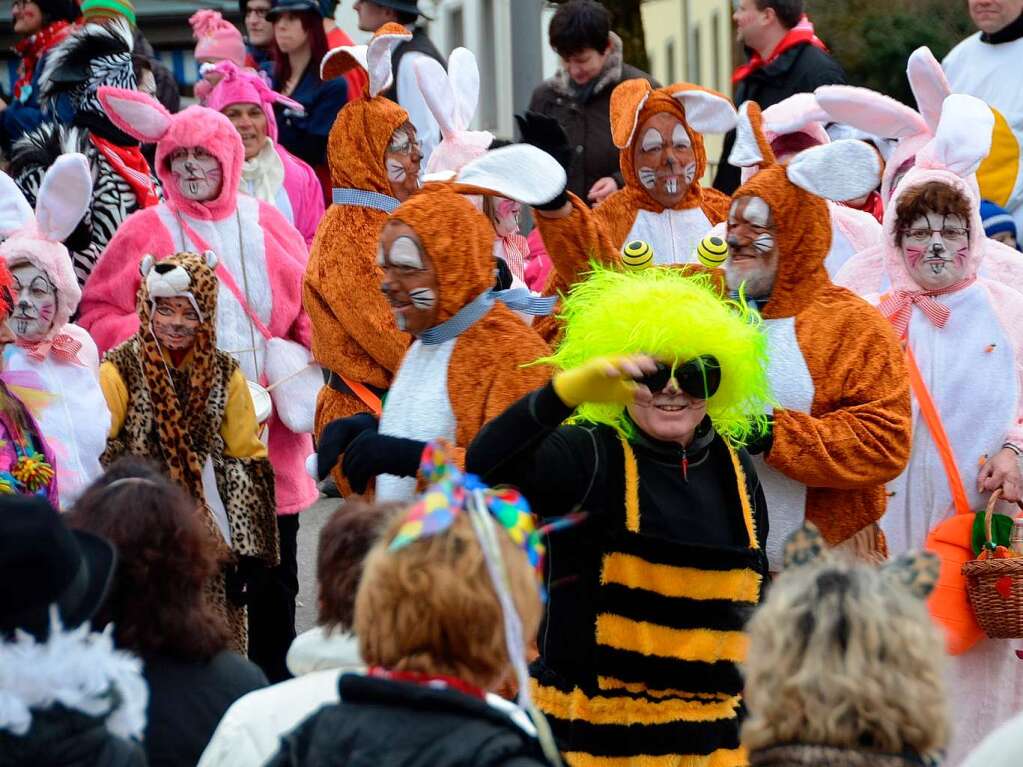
[408,287,436,309]
[7,263,57,343]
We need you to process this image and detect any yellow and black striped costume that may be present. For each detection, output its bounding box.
[467,383,769,767]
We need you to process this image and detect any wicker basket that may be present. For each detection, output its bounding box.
[962,490,1023,639]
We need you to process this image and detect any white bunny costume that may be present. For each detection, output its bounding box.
[0,153,109,508]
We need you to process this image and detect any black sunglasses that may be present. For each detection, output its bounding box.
[635,356,721,399]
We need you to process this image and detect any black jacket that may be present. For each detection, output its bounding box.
[714,42,846,194]
[528,34,659,202]
[0,706,147,767]
[466,382,768,687]
[143,650,267,767]
[266,673,555,767]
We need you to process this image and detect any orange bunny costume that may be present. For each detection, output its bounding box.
[303,24,413,485]
[728,102,912,570]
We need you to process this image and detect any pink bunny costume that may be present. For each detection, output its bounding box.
[0,153,109,508]
[818,47,1023,296]
[867,94,1023,764]
[78,89,317,515]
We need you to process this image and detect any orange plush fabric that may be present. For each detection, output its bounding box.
[380,185,552,471]
[303,76,411,451]
[534,81,732,343]
[734,103,911,547]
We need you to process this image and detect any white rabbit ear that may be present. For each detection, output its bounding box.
[671,88,737,134]
[907,47,951,135]
[365,23,412,97]
[448,47,480,132]
[35,153,92,243]
[203,249,218,269]
[321,44,368,83]
[454,144,566,206]
[815,85,929,140]
[97,87,172,144]
[415,56,458,137]
[916,94,994,178]
[729,101,772,169]
[786,139,882,202]
[139,254,155,277]
[0,169,35,238]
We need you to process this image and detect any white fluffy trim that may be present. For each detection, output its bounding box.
[0,611,148,740]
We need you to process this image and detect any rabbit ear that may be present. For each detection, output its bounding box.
[453,144,566,206]
[916,94,994,178]
[448,47,480,132]
[907,47,951,135]
[0,169,36,238]
[321,44,367,83]
[365,22,413,97]
[98,86,172,143]
[786,139,882,202]
[415,56,458,137]
[610,78,654,149]
[670,87,737,134]
[35,153,92,243]
[815,85,929,140]
[729,101,775,168]
[762,92,830,138]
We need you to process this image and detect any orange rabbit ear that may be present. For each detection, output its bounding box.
[729,101,777,169]
[321,46,365,82]
[610,79,654,149]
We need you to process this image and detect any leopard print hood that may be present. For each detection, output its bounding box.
[136,250,219,340]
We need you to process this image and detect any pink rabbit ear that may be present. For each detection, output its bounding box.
[762,92,830,139]
[916,94,994,178]
[815,85,929,140]
[0,169,34,238]
[35,153,92,243]
[415,55,457,137]
[907,47,951,135]
[447,47,480,132]
[98,87,172,143]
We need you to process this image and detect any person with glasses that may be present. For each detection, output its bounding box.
[870,93,1023,764]
[0,0,79,156]
[240,0,275,73]
[464,264,773,766]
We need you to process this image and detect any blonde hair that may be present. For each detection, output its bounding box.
[742,558,949,757]
[354,511,542,690]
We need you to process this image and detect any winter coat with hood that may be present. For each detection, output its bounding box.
[77,89,317,516]
[303,25,413,493]
[533,80,735,342]
[203,60,325,248]
[528,32,658,201]
[727,102,912,571]
[822,46,1023,297]
[0,154,109,509]
[0,620,149,767]
[863,93,1023,767]
[358,150,557,502]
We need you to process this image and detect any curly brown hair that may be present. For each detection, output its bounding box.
[67,457,230,661]
[354,511,542,690]
[894,181,972,247]
[316,500,400,632]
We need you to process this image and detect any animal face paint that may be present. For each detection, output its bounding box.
[488,197,521,238]
[378,222,440,336]
[151,296,201,351]
[725,195,780,300]
[169,146,223,202]
[632,111,697,208]
[900,211,971,290]
[7,262,56,343]
[385,122,423,203]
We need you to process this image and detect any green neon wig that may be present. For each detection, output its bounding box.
[541,265,774,446]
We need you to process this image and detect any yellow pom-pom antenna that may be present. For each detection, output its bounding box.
[695,234,729,268]
[621,239,654,270]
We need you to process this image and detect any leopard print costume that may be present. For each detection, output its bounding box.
[101,252,278,652]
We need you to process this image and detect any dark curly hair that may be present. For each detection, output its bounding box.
[317,500,399,632]
[67,458,230,661]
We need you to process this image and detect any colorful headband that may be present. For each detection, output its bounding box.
[388,441,584,599]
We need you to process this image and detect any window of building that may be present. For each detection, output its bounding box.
[690,24,702,84]
[712,10,722,92]
[665,39,676,83]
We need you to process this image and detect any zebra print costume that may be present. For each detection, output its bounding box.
[11,124,162,287]
[8,19,161,288]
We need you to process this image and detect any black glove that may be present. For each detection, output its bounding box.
[494,257,514,291]
[342,430,426,494]
[515,111,570,212]
[224,556,269,607]
[745,416,774,456]
[316,413,378,481]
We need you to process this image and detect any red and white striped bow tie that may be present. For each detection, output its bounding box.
[878,276,976,338]
[17,333,84,365]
